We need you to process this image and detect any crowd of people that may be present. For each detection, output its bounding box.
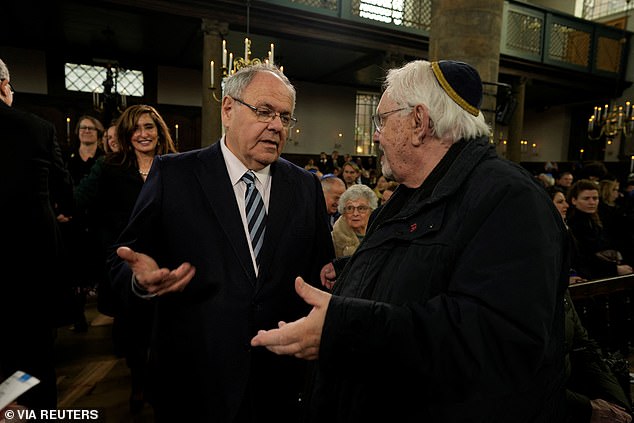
[2,54,632,423]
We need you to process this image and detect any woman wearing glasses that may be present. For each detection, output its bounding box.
[332,184,377,258]
[61,114,105,333]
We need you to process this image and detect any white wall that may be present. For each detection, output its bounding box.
[283,80,358,156]
[522,105,571,162]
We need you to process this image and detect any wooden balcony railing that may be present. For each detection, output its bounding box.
[569,274,634,354]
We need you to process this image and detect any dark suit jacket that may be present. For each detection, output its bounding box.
[0,101,73,408]
[0,101,73,315]
[110,141,334,422]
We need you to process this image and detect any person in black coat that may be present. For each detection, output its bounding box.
[109,64,334,422]
[0,58,73,410]
[252,60,569,422]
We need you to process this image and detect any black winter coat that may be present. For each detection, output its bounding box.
[308,137,569,423]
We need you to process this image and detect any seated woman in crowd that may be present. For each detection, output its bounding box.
[566,179,632,279]
[332,184,377,258]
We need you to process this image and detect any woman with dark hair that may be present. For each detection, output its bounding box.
[72,104,178,413]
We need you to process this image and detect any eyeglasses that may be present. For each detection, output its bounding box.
[372,107,412,133]
[231,97,297,129]
[344,205,371,214]
[79,126,98,131]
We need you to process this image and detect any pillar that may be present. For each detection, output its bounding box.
[201,19,228,147]
[430,0,505,135]
[507,77,526,163]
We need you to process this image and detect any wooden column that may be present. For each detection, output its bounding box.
[201,19,228,147]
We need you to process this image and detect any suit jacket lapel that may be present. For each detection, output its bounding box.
[256,160,292,289]
[195,142,257,283]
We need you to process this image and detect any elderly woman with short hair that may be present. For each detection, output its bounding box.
[332,184,378,258]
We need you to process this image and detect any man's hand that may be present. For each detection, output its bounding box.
[251,277,331,360]
[320,262,336,290]
[590,399,632,423]
[117,246,196,296]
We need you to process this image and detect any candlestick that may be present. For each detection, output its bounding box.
[630,155,634,173]
[228,53,233,74]
[210,60,214,88]
[244,38,250,62]
[175,124,179,141]
[269,43,274,65]
[222,40,227,68]
[66,117,70,139]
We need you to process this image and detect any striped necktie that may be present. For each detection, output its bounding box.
[241,170,267,268]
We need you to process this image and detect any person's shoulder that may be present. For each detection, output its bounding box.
[157,147,205,164]
[1,104,53,130]
[277,157,314,177]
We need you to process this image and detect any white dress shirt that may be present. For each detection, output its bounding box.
[220,137,271,275]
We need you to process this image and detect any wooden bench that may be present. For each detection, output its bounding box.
[569,274,634,354]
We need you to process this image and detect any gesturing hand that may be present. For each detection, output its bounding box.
[251,277,331,360]
[590,399,632,423]
[117,246,196,296]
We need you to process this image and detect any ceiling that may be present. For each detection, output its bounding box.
[1,0,629,111]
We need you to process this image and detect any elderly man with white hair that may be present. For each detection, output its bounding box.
[252,59,568,422]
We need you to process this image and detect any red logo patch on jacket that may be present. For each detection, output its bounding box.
[409,223,417,233]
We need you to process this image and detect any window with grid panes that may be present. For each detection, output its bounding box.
[355,92,380,156]
[64,63,144,97]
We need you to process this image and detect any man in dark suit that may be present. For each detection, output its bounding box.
[110,64,334,422]
[0,58,73,410]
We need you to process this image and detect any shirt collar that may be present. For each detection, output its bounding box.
[220,136,271,186]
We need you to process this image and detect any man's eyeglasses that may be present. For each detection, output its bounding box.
[344,205,371,214]
[79,126,98,131]
[371,106,412,133]
[231,97,297,129]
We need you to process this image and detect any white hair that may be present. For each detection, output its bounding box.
[0,59,10,81]
[384,60,491,142]
[338,184,378,215]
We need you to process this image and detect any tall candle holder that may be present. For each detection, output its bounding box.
[209,38,279,103]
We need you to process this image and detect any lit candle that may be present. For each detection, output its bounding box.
[588,117,594,132]
[626,101,631,119]
[244,38,249,62]
[269,43,274,65]
[228,53,233,74]
[630,155,634,173]
[580,149,584,160]
[66,117,70,138]
[175,124,179,141]
[222,40,227,68]
[210,60,214,88]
